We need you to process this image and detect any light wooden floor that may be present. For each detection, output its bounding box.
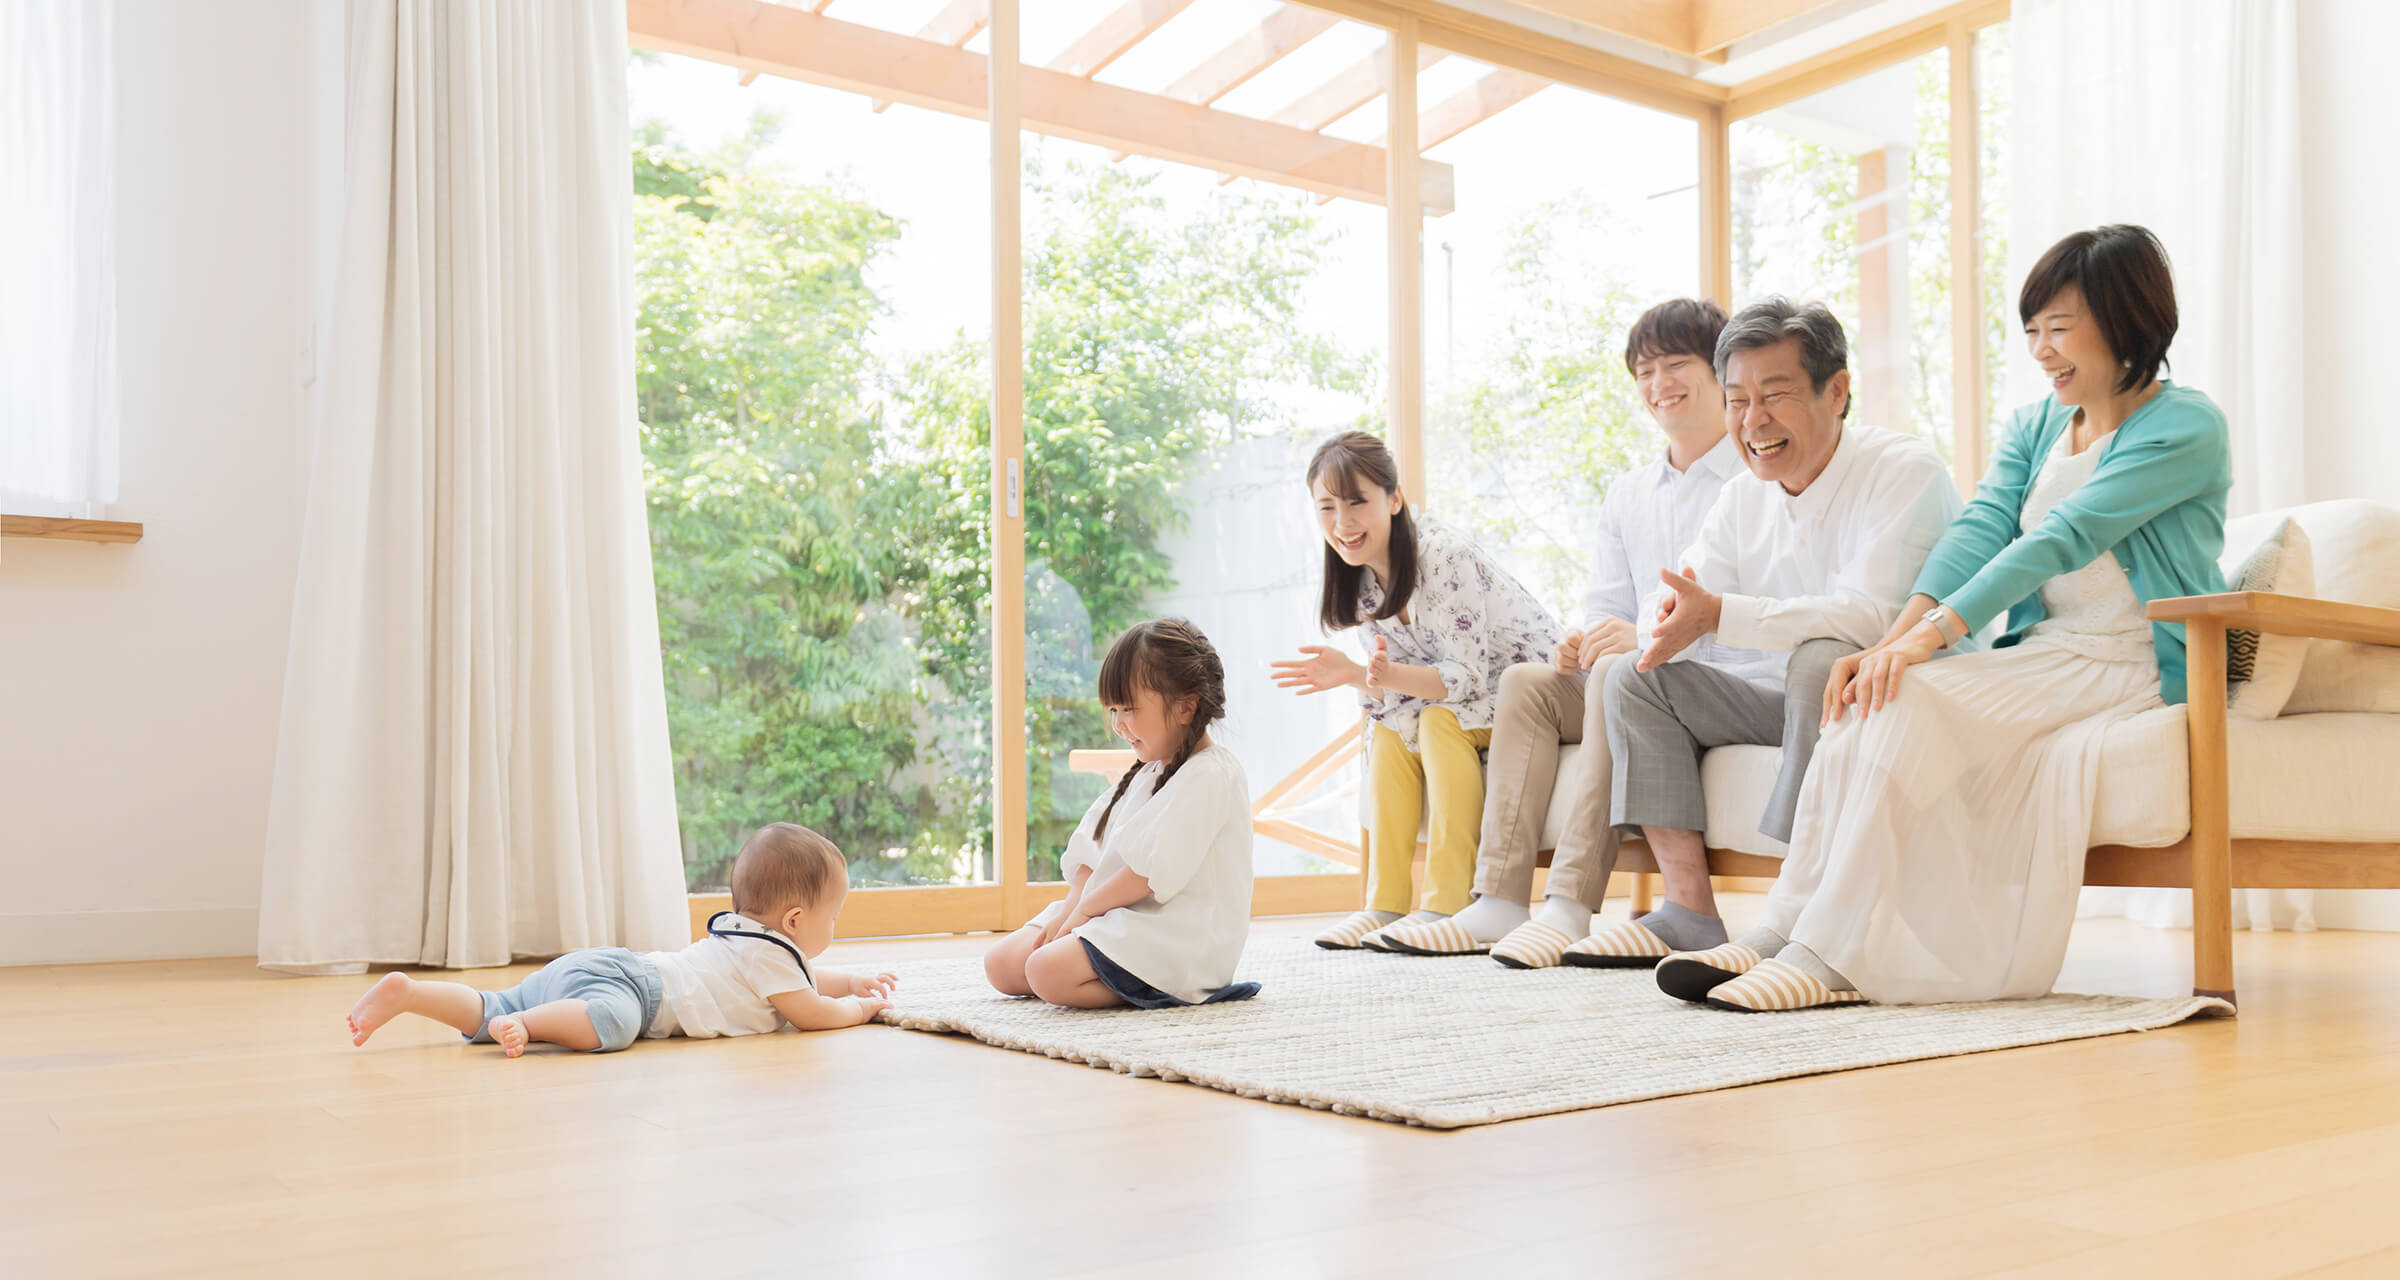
[7,904,2400,1279]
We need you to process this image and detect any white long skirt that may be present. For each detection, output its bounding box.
[1762,642,2164,1004]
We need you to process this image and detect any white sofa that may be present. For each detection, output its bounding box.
[1499,499,2400,1008]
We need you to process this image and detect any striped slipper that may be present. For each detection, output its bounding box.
[1704,959,1872,1012]
[1655,942,1765,1003]
[1490,921,1577,970]
[1560,919,1675,969]
[1313,911,1395,951]
[1377,917,1490,957]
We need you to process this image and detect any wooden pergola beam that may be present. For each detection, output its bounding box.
[629,0,1454,213]
[1270,44,1444,131]
[1159,4,1338,106]
[1376,67,1548,151]
[871,0,986,112]
[1047,0,1194,78]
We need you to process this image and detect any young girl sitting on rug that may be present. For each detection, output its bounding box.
[982,618,1261,1009]
[346,823,897,1055]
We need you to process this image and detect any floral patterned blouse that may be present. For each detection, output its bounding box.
[1352,517,1562,751]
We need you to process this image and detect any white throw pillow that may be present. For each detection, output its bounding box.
[2217,514,2312,719]
[2281,500,2400,715]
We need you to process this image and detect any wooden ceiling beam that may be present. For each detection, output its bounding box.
[1691,0,1846,57]
[1486,0,1689,54]
[628,0,1455,213]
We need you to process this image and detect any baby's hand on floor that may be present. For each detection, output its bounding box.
[851,995,890,1025]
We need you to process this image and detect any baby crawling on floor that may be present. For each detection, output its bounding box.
[347,823,896,1055]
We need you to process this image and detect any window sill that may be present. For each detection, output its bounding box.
[1,514,144,544]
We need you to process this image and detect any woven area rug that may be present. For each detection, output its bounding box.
[879,938,2228,1128]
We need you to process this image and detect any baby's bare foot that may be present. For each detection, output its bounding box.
[487,1014,530,1058]
[347,972,414,1046]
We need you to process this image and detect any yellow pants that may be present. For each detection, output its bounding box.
[1366,708,1492,916]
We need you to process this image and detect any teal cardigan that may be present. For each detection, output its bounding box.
[1911,383,2232,704]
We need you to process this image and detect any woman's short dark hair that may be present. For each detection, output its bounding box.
[1623,298,1730,377]
[1306,431,1417,632]
[2019,224,2178,395]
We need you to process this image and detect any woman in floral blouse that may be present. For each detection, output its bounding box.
[1274,431,1562,952]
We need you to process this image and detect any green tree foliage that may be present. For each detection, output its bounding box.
[635,122,1366,888]
[1430,194,1652,619]
[890,154,1371,879]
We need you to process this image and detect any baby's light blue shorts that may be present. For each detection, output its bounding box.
[471,947,663,1053]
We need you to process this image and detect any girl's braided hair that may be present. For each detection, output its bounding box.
[1092,618,1227,842]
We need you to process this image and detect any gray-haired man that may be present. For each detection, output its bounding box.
[1565,297,1963,967]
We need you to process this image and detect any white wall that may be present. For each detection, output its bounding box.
[2296,0,2400,931]
[0,0,312,963]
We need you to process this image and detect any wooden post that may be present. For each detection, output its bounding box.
[991,0,1029,930]
[1946,20,1984,493]
[2186,619,2236,1008]
[1386,19,1425,503]
[1698,103,1732,309]
[1855,145,1897,430]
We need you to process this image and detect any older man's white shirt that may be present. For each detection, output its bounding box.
[1636,424,1963,685]
[1584,435,1769,674]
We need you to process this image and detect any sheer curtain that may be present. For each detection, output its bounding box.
[2009,0,2314,931]
[258,0,687,972]
[0,0,118,518]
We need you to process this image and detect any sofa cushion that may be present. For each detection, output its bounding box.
[1536,709,2400,858]
[2278,499,2400,715]
[2219,512,2312,719]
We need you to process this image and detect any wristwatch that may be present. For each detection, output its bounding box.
[1923,603,1966,647]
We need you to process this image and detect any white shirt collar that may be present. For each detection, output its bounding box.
[1653,433,1743,486]
[1780,423,1861,519]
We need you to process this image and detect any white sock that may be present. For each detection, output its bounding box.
[1531,895,1593,941]
[1450,895,1530,944]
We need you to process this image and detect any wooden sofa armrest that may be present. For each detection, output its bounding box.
[2147,591,2400,648]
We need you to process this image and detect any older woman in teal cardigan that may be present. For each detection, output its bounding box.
[1650,225,2231,1011]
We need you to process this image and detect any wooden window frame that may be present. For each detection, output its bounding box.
[640,0,2010,939]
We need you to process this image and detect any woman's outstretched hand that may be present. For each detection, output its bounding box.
[1272,644,1364,695]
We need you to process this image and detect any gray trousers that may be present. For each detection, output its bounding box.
[1601,639,1857,844]
[1471,655,1628,910]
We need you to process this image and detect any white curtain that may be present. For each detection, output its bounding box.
[2010,0,2314,932]
[0,0,118,518]
[258,0,687,973]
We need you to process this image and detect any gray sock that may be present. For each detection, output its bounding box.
[1636,902,1728,952]
[1774,942,1855,992]
[1735,926,1788,956]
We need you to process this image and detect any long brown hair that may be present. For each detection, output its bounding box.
[1307,431,1418,631]
[1092,618,1227,842]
